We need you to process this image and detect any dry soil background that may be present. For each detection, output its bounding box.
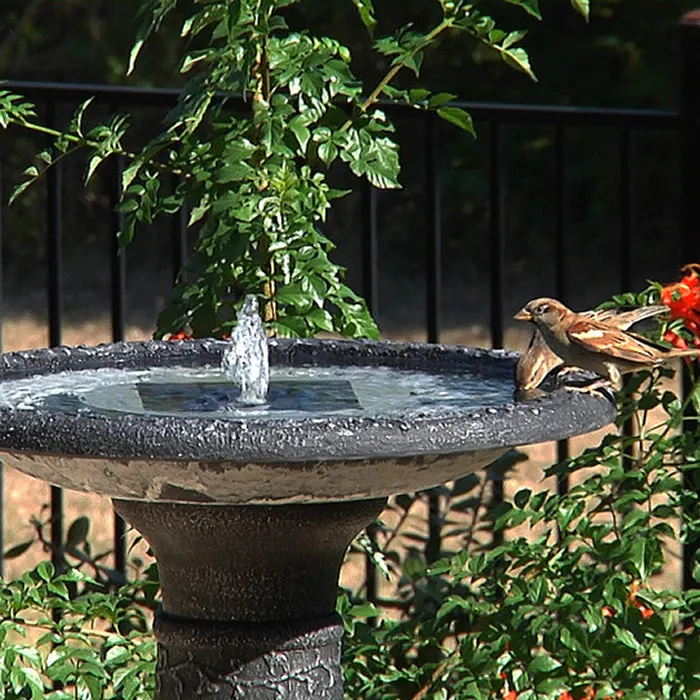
[0,314,681,597]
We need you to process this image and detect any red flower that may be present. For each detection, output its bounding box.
[664,330,688,350]
[168,330,193,340]
[628,580,654,620]
[660,264,700,342]
[637,605,654,620]
[559,692,574,700]
[503,691,518,700]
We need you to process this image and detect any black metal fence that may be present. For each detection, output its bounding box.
[0,13,699,594]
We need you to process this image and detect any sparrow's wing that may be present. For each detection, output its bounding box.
[566,318,662,365]
[516,331,563,390]
[591,305,667,330]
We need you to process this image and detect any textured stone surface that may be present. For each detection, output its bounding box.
[1,449,506,504]
[113,498,385,620]
[114,498,384,699]
[0,339,616,504]
[155,614,344,699]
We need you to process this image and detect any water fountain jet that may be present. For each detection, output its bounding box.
[222,295,269,406]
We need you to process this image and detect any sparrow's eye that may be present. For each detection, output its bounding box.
[535,303,550,316]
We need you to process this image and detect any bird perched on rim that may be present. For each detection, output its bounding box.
[516,303,668,391]
[514,297,700,391]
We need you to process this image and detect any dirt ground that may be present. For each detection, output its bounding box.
[0,315,681,598]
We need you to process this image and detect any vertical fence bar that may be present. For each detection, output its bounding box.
[0,161,4,577]
[46,102,64,573]
[680,10,700,592]
[109,153,127,576]
[618,127,637,475]
[425,113,442,563]
[361,178,379,603]
[171,177,188,285]
[619,127,633,293]
[489,121,504,545]
[553,126,570,492]
[489,122,504,351]
[361,180,378,317]
[425,113,442,346]
[110,155,126,342]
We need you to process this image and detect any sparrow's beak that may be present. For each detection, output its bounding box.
[513,308,532,321]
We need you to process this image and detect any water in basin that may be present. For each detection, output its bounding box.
[0,364,515,421]
[0,298,516,421]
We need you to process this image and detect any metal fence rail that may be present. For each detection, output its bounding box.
[0,11,696,592]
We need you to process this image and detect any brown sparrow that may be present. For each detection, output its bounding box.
[514,298,700,391]
[516,304,668,391]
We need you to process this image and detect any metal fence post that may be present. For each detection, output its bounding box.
[680,10,700,592]
[46,102,64,577]
[361,180,379,605]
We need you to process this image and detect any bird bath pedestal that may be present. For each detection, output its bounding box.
[0,339,614,699]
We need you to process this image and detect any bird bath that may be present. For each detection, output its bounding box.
[0,336,615,699]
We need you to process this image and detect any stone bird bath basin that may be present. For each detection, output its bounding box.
[0,338,615,699]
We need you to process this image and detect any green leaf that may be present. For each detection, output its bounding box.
[344,134,400,189]
[570,0,590,20]
[48,580,69,600]
[374,36,401,57]
[436,106,475,136]
[613,625,641,651]
[307,307,334,332]
[527,654,561,675]
[397,50,423,76]
[349,602,380,618]
[289,117,311,153]
[118,199,139,213]
[121,161,142,191]
[85,154,106,185]
[501,46,536,80]
[19,666,45,699]
[502,30,527,50]
[628,537,658,580]
[70,97,95,136]
[691,384,700,416]
[127,39,145,76]
[505,0,541,19]
[318,141,338,165]
[428,92,457,109]
[350,0,377,34]
[37,561,55,582]
[215,163,254,182]
[128,0,177,75]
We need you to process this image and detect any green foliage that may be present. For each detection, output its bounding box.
[1,293,699,697]
[3,509,151,591]
[0,564,156,699]
[340,360,700,699]
[0,0,587,340]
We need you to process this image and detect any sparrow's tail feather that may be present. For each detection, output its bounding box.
[666,348,700,359]
[592,305,668,328]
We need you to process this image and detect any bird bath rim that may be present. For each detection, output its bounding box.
[0,338,614,464]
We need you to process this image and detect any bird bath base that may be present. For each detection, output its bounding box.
[114,498,385,699]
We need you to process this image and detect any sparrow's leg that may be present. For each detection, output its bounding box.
[562,361,620,396]
[603,363,624,391]
[563,379,614,396]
